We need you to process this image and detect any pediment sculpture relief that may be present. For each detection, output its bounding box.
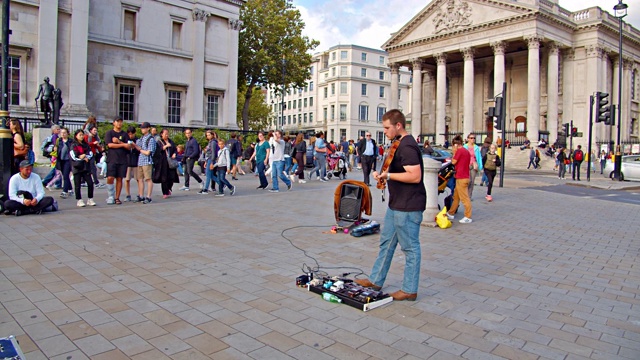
[433,0,473,34]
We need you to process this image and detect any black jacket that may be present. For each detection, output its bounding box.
[357,138,376,156]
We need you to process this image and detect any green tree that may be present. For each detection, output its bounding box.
[238,0,319,131]
[236,83,273,131]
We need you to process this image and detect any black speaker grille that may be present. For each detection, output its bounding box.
[339,197,361,221]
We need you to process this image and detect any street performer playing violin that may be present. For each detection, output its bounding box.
[355,109,426,301]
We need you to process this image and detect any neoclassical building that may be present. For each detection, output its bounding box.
[383,0,640,149]
[1,0,243,128]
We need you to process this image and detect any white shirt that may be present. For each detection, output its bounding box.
[271,139,286,161]
[9,172,46,203]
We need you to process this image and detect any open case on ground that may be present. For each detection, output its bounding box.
[307,277,393,312]
[0,335,26,360]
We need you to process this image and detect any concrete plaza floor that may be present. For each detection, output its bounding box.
[1,171,638,359]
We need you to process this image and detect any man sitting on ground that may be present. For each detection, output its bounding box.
[4,160,54,216]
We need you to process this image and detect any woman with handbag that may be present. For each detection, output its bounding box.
[56,128,74,198]
[557,147,567,179]
[10,119,27,174]
[70,129,95,207]
[153,129,180,199]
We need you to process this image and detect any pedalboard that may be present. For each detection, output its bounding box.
[305,276,393,311]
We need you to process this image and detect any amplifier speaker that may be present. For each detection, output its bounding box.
[338,184,363,221]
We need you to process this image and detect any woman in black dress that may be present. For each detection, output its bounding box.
[153,129,179,198]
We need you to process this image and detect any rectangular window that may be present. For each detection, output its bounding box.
[332,52,336,61]
[379,86,385,98]
[379,71,384,80]
[123,9,137,41]
[288,100,291,109]
[332,67,336,76]
[377,131,384,145]
[324,87,328,98]
[340,82,347,94]
[206,94,220,126]
[288,115,292,124]
[309,97,314,107]
[298,99,302,110]
[171,21,182,49]
[167,90,182,123]
[309,112,314,123]
[331,105,335,120]
[119,84,136,121]
[361,52,367,61]
[309,81,314,91]
[379,56,385,65]
[340,50,348,59]
[0,56,20,105]
[361,68,367,77]
[304,98,307,108]
[340,104,347,121]
[361,84,367,96]
[323,107,327,121]
[377,106,386,123]
[293,100,296,109]
[359,105,368,121]
[331,83,335,95]
[340,129,347,141]
[292,114,295,124]
[340,66,347,76]
[304,113,307,123]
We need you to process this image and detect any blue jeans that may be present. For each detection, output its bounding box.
[59,159,72,192]
[309,155,326,179]
[271,160,291,191]
[284,156,293,174]
[203,159,218,190]
[216,167,233,193]
[369,209,423,294]
[257,161,268,188]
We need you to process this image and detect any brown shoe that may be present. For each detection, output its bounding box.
[354,278,381,291]
[390,290,417,301]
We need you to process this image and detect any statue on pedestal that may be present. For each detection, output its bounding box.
[35,76,55,126]
[52,88,63,125]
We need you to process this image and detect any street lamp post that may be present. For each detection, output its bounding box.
[613,0,627,181]
[1,0,13,195]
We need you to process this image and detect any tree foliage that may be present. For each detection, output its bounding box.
[238,0,319,131]
[236,83,273,131]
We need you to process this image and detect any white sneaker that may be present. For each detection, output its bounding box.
[179,186,189,191]
[298,180,307,184]
[459,217,473,224]
[446,213,454,220]
[106,196,115,205]
[87,199,96,206]
[77,199,86,207]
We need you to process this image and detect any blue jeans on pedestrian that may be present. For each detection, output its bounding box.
[257,161,268,188]
[42,167,62,187]
[284,156,293,175]
[59,159,72,192]
[369,209,423,294]
[271,160,291,191]
[203,159,218,191]
[216,166,233,194]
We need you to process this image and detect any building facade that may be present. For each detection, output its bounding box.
[266,45,411,145]
[383,0,640,150]
[1,0,243,128]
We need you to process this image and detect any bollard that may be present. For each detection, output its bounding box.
[422,156,441,227]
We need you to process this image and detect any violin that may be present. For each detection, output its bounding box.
[376,138,400,190]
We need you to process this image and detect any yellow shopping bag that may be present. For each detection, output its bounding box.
[436,207,452,229]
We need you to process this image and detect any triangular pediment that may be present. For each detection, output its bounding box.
[384,0,536,48]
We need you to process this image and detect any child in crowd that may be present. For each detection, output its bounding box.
[176,144,185,176]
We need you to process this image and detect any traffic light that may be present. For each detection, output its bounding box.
[596,91,610,124]
[563,123,570,136]
[488,97,504,131]
[571,127,578,137]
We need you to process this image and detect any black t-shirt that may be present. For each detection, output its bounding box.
[105,129,130,165]
[388,135,426,212]
[127,136,140,167]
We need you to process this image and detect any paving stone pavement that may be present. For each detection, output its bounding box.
[1,171,639,359]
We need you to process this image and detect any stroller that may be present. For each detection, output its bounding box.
[327,151,348,180]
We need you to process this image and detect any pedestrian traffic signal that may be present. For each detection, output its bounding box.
[563,123,570,136]
[571,127,578,137]
[596,91,610,124]
[494,115,502,131]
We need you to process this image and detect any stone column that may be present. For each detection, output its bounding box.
[547,42,559,145]
[435,53,447,145]
[562,48,575,140]
[462,47,474,138]
[225,19,242,129]
[423,70,435,138]
[586,44,604,148]
[37,0,59,85]
[390,63,399,110]
[622,58,633,140]
[68,0,90,114]
[491,41,506,142]
[189,8,209,126]
[411,59,423,139]
[526,36,542,142]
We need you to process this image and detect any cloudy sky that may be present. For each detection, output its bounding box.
[292,0,640,52]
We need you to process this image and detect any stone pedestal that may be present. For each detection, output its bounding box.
[421,157,441,227]
[32,127,52,165]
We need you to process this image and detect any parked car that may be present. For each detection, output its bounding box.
[423,147,453,163]
[604,155,640,181]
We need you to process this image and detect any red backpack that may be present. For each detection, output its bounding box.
[574,150,583,161]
